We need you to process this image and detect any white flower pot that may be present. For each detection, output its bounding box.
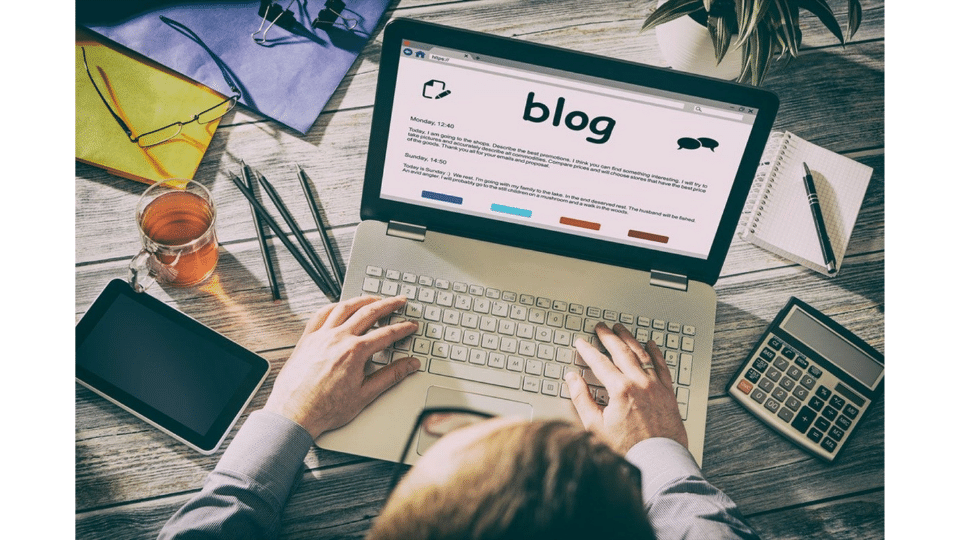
[653,1,742,80]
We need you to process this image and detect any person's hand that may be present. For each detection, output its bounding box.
[263,295,420,439]
[565,322,688,454]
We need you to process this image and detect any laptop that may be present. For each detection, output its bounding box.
[317,18,779,465]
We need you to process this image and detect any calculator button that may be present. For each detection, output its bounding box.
[750,389,767,404]
[766,369,782,382]
[794,355,808,369]
[843,404,860,419]
[785,396,802,411]
[815,385,832,400]
[799,374,817,390]
[752,358,769,373]
[759,347,775,361]
[808,396,825,412]
[829,396,846,410]
[808,365,823,378]
[772,387,788,402]
[814,417,830,432]
[820,437,838,453]
[828,426,845,441]
[758,378,775,393]
[773,357,789,371]
[777,408,794,423]
[806,428,823,443]
[745,368,762,383]
[822,406,838,421]
[768,336,783,350]
[764,398,780,413]
[791,406,816,433]
[778,377,795,391]
[737,379,754,394]
[782,348,796,360]
[836,415,852,430]
[786,366,803,380]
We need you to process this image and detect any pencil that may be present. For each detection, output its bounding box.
[241,161,281,301]
[230,174,337,301]
[296,164,344,286]
[254,172,342,298]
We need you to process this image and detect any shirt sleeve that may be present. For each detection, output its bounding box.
[157,410,315,540]
[625,438,761,540]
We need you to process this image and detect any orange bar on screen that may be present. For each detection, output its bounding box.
[559,216,601,230]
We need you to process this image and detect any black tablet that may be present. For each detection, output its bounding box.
[76,279,270,454]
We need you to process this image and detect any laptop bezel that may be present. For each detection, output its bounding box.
[361,18,779,286]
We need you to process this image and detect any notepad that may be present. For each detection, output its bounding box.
[75,30,226,184]
[738,131,873,276]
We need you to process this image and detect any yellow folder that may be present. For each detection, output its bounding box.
[76,29,226,184]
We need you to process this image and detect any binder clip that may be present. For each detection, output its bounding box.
[252,0,297,45]
[311,0,358,31]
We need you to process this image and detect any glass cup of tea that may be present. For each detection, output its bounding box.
[129,179,219,292]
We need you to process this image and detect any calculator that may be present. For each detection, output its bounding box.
[727,297,884,462]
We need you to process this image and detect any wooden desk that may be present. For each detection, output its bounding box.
[76,1,884,537]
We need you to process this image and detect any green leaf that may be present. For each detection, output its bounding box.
[733,0,771,50]
[797,0,844,44]
[846,0,863,41]
[771,0,800,57]
[708,14,733,64]
[641,0,704,32]
[703,0,713,13]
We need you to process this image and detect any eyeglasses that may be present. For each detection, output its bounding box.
[81,35,241,148]
[385,407,494,498]
[252,0,358,44]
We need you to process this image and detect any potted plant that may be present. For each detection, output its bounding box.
[641,0,863,85]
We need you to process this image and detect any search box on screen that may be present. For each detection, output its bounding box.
[693,105,743,120]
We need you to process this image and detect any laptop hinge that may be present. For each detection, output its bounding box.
[650,270,688,292]
[386,221,427,242]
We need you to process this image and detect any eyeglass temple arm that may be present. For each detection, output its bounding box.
[81,47,137,141]
[159,16,243,98]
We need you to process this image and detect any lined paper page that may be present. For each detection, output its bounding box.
[743,132,873,276]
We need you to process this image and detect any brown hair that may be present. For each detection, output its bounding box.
[368,420,655,540]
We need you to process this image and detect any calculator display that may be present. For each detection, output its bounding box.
[780,307,883,389]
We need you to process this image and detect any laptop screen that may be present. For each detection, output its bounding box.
[378,40,762,260]
[364,19,778,284]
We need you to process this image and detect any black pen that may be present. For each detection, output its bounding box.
[255,172,342,297]
[230,174,338,300]
[241,161,281,301]
[802,162,837,274]
[297,164,344,286]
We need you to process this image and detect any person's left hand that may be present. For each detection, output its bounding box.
[263,295,420,439]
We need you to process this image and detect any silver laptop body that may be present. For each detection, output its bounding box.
[317,18,779,466]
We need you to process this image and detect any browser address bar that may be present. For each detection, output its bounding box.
[429,52,685,110]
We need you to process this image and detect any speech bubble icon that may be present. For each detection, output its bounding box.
[677,137,701,150]
[698,137,719,152]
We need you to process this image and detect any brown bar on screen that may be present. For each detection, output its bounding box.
[559,216,601,230]
[628,230,669,244]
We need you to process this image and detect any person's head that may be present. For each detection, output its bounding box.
[368,417,655,540]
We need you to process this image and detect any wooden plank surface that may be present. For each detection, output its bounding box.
[74,0,886,538]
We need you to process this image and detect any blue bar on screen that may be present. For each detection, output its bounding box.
[490,203,532,218]
[421,190,463,204]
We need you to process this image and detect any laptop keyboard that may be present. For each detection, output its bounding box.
[361,266,696,419]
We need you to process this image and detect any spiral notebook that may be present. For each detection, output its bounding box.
[738,131,873,276]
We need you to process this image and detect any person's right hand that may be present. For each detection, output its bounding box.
[565,322,688,454]
[263,295,420,439]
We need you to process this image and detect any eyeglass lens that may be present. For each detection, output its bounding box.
[135,97,237,147]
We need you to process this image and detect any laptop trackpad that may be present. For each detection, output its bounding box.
[417,386,533,456]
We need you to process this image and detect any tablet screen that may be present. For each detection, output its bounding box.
[76,280,270,454]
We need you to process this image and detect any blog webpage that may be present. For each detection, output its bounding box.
[380,42,760,259]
